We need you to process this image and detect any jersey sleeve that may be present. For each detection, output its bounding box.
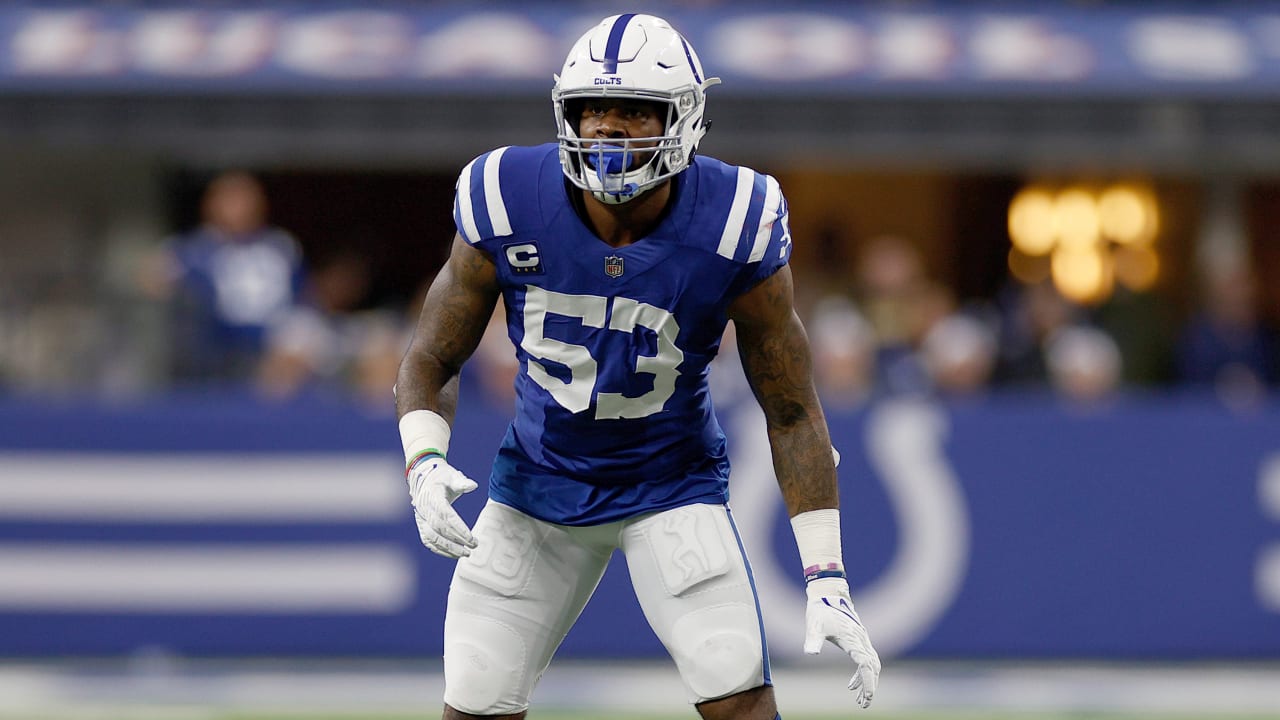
[745,174,793,285]
[452,146,516,247]
[712,168,794,293]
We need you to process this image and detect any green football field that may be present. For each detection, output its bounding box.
[91,714,1280,720]
[24,707,1274,712]
[7,660,1278,720]
[122,707,1280,712]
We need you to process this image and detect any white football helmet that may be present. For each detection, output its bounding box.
[553,14,721,205]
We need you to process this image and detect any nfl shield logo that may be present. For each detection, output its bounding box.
[604,255,624,278]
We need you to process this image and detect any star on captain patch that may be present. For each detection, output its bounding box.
[604,255,624,278]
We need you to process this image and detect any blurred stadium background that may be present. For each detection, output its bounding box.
[2,1,1280,718]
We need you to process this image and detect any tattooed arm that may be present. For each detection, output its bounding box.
[395,234,497,559]
[731,264,882,708]
[727,265,837,515]
[396,234,501,423]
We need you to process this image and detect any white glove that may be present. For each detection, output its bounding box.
[804,577,881,709]
[406,456,478,559]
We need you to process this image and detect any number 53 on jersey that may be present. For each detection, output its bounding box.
[519,285,684,421]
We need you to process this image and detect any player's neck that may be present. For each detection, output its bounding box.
[580,181,672,248]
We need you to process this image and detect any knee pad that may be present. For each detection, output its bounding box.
[443,613,530,715]
[669,603,765,701]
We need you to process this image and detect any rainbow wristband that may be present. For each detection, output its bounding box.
[405,448,445,476]
[804,563,846,583]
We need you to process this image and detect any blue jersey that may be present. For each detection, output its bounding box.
[453,144,792,526]
[166,226,303,380]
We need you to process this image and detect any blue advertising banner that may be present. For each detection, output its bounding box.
[1,3,1280,96]
[1,389,1278,660]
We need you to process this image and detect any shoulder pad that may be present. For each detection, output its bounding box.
[453,144,558,246]
[708,163,790,266]
[453,146,514,246]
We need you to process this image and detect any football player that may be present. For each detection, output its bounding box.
[395,13,880,720]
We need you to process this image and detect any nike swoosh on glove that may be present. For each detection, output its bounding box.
[406,456,478,559]
[804,577,881,709]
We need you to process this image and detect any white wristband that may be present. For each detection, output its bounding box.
[790,508,844,581]
[398,409,451,465]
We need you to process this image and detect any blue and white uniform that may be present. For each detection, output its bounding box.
[453,143,792,525]
[436,18,802,711]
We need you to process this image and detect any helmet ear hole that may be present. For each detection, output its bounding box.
[665,148,686,173]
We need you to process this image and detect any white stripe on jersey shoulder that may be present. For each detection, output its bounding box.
[483,146,512,237]
[455,156,481,245]
[455,147,513,245]
[716,166,756,260]
[748,174,782,262]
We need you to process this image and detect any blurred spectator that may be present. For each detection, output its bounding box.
[802,216,859,306]
[139,171,304,383]
[469,303,520,409]
[920,312,998,398]
[1045,324,1123,403]
[0,279,106,397]
[708,319,752,407]
[852,235,954,395]
[1095,286,1176,387]
[809,295,877,409]
[854,235,931,347]
[1176,261,1278,404]
[256,251,404,411]
[994,279,1081,387]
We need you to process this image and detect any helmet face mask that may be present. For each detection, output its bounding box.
[553,14,720,205]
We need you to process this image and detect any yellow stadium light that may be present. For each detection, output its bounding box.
[1008,187,1057,256]
[1052,187,1100,252]
[1113,245,1160,291]
[1009,181,1160,303]
[1051,245,1113,305]
[1098,184,1158,246]
[1007,247,1051,284]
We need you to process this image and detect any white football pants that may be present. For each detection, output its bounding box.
[442,500,771,715]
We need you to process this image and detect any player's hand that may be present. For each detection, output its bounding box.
[803,577,881,709]
[406,456,478,559]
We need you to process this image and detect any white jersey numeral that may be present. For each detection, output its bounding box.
[597,296,683,419]
[521,287,605,414]
[520,286,683,420]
